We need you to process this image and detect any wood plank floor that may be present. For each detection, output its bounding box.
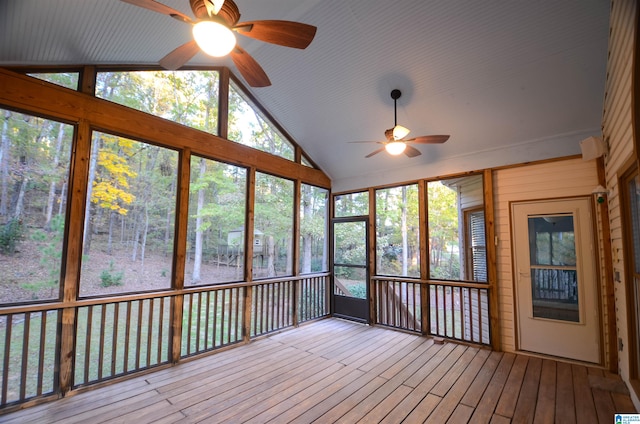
[1,318,636,423]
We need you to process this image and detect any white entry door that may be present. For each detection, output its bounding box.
[512,198,600,363]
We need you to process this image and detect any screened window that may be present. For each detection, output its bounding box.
[27,72,79,90]
[185,156,246,285]
[228,81,294,160]
[0,108,73,303]
[334,191,369,217]
[96,70,220,134]
[253,172,294,278]
[299,184,328,273]
[376,184,420,277]
[428,174,486,282]
[79,131,179,296]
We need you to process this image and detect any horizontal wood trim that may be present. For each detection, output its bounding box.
[0,273,331,315]
[371,276,490,290]
[0,68,330,189]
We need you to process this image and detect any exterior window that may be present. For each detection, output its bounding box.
[300,184,328,273]
[253,172,294,278]
[228,81,294,160]
[96,70,220,134]
[376,184,420,277]
[79,131,178,296]
[185,156,246,285]
[465,209,487,281]
[0,108,73,303]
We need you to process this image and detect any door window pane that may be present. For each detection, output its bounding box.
[0,109,73,303]
[79,132,178,296]
[528,215,578,322]
[253,172,294,279]
[629,175,640,274]
[185,156,246,285]
[334,192,368,217]
[333,220,367,299]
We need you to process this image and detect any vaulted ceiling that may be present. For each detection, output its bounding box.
[0,0,610,191]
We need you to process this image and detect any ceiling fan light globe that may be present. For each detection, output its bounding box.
[192,20,236,57]
[386,141,407,155]
[392,125,410,140]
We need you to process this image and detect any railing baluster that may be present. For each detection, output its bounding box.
[37,311,46,396]
[19,313,29,401]
[2,314,11,405]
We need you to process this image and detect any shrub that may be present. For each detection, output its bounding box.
[100,261,124,287]
[0,218,23,255]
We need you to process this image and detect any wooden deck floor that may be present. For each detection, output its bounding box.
[1,318,636,423]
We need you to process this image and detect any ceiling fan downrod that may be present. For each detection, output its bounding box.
[391,89,401,127]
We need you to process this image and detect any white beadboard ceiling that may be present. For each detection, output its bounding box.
[0,0,610,191]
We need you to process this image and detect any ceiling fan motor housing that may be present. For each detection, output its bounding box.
[190,0,241,25]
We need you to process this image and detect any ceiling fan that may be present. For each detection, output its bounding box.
[121,0,317,87]
[350,89,450,158]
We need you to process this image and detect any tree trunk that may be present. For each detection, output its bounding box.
[301,185,312,273]
[131,211,141,262]
[266,235,276,277]
[12,176,28,219]
[192,158,207,283]
[83,135,100,255]
[164,178,175,256]
[0,110,11,218]
[107,211,115,254]
[45,122,66,230]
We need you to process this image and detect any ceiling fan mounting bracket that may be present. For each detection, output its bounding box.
[390,89,402,100]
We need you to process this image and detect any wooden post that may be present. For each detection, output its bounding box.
[292,179,301,326]
[418,180,430,335]
[170,149,191,363]
[484,169,501,351]
[58,118,92,395]
[243,168,256,342]
[368,188,376,325]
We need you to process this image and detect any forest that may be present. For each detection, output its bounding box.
[0,70,485,306]
[0,70,328,304]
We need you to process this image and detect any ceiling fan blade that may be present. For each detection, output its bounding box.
[230,46,271,87]
[120,0,193,23]
[365,147,386,158]
[233,20,317,49]
[407,135,450,144]
[404,145,422,157]
[159,41,200,70]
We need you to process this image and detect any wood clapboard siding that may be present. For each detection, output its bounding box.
[601,0,637,387]
[492,158,603,356]
[0,318,634,423]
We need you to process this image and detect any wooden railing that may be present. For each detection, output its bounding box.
[429,281,490,345]
[0,309,59,405]
[0,273,493,409]
[373,277,491,345]
[374,277,422,332]
[0,273,330,409]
